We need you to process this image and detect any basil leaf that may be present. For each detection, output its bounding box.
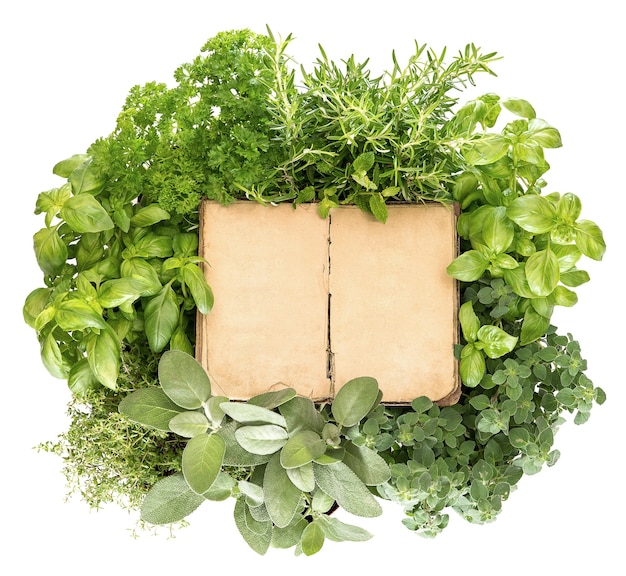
[144,284,180,353]
[60,194,114,233]
[33,227,68,276]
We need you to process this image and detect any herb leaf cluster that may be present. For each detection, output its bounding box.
[120,350,390,556]
[24,28,606,555]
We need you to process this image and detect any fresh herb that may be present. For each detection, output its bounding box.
[25,28,606,556]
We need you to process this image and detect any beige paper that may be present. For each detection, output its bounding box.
[329,205,459,403]
[197,201,331,400]
[197,200,459,404]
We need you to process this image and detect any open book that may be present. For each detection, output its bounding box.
[196,200,459,405]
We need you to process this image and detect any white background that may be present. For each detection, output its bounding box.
[2,1,623,573]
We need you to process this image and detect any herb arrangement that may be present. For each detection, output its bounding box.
[25,28,606,555]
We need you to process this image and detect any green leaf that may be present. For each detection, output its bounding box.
[67,358,100,396]
[98,277,154,308]
[477,325,518,358]
[182,433,225,494]
[525,249,560,296]
[507,195,556,234]
[271,518,308,549]
[86,324,120,390]
[120,258,162,295]
[279,396,325,434]
[280,430,327,469]
[502,98,536,119]
[446,250,489,281]
[235,424,289,455]
[552,285,578,307]
[23,287,52,329]
[459,300,480,342]
[248,388,297,409]
[482,206,514,254]
[527,118,562,148]
[574,220,606,261]
[234,498,272,555]
[286,463,316,493]
[462,135,510,165]
[332,376,379,427]
[60,194,114,233]
[301,521,325,556]
[221,402,287,427]
[238,480,265,508]
[118,387,184,431]
[55,298,107,331]
[313,461,382,517]
[318,515,372,542]
[141,473,205,525]
[560,269,590,288]
[53,154,90,178]
[33,227,68,276]
[520,307,550,345]
[144,284,180,353]
[459,344,486,387]
[353,151,375,173]
[264,453,303,528]
[130,204,171,227]
[68,159,106,195]
[203,472,236,501]
[169,411,209,438]
[342,441,391,486]
[180,263,214,314]
[158,349,211,409]
[369,193,388,223]
[220,420,273,467]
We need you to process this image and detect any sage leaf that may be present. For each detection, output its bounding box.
[332,376,379,428]
[280,430,326,469]
[342,441,391,486]
[271,518,308,549]
[248,387,297,409]
[220,402,287,427]
[286,462,316,493]
[141,473,205,525]
[159,349,211,409]
[317,515,373,542]
[220,420,273,467]
[169,411,209,438]
[312,461,382,517]
[301,521,325,556]
[235,424,289,455]
[278,396,325,434]
[182,433,225,495]
[118,387,183,431]
[144,284,180,353]
[238,480,265,508]
[203,472,235,501]
[264,453,302,528]
[234,498,272,555]
[60,194,114,233]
